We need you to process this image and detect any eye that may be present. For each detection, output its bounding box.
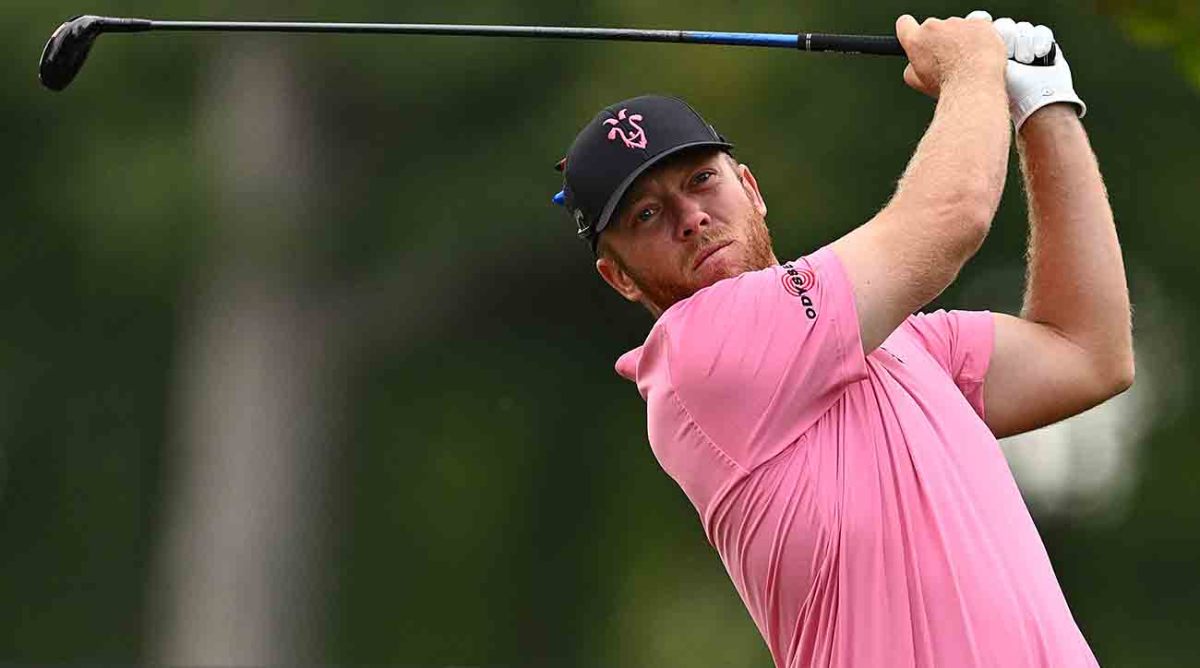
[691,169,717,186]
[635,206,656,223]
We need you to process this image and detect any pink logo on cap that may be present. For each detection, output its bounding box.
[603,108,647,149]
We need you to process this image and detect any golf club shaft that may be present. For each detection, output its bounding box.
[96,18,907,54]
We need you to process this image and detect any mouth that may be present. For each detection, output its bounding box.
[693,240,733,270]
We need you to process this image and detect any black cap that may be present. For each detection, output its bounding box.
[556,95,732,250]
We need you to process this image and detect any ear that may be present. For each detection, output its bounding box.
[596,254,643,303]
[736,162,768,217]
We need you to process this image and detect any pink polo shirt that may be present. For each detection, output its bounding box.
[615,246,1098,668]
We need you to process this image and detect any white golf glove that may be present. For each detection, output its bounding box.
[967,10,1086,130]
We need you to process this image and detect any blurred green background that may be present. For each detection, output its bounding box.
[2,0,1197,665]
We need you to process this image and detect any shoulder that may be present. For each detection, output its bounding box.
[901,310,995,355]
[633,248,873,471]
[897,309,995,385]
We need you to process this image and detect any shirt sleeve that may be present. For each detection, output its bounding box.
[652,244,869,470]
[903,310,995,419]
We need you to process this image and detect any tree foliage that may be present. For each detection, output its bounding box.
[1099,0,1200,88]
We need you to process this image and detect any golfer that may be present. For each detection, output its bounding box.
[555,10,1130,668]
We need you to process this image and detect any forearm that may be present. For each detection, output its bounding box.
[1018,104,1133,381]
[884,74,1011,285]
[891,76,1011,247]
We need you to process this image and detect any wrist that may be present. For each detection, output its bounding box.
[1023,102,1080,125]
[941,64,1006,96]
[1017,103,1083,141]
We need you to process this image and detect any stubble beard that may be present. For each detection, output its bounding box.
[624,210,776,316]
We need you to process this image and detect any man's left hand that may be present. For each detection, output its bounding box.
[967,10,1087,130]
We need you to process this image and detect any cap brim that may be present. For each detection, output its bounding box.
[592,140,733,237]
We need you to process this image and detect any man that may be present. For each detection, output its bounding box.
[555,11,1131,668]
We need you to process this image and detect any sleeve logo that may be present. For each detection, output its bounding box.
[781,262,818,320]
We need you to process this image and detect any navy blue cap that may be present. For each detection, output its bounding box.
[554,95,732,250]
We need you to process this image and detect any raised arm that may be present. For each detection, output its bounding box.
[958,19,1135,438]
[982,105,1134,436]
[831,14,1011,353]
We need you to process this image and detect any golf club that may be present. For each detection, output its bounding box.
[39,14,1057,92]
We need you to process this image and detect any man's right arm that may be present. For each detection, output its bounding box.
[830,14,1011,353]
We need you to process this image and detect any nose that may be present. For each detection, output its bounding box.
[670,196,710,242]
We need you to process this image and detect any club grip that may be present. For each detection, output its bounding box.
[801,33,904,56]
[798,33,1057,66]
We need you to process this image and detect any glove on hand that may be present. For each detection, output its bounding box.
[967,10,1086,130]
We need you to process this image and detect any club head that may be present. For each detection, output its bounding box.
[39,15,108,91]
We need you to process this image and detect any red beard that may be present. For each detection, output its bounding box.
[626,210,776,314]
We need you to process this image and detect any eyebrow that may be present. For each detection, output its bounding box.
[621,185,650,210]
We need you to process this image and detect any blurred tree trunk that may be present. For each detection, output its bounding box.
[139,37,510,665]
[145,40,341,665]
